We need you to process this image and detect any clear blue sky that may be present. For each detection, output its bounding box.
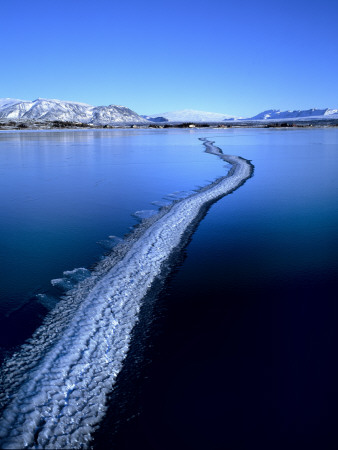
[1,0,338,117]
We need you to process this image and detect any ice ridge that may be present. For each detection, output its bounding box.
[0,139,253,449]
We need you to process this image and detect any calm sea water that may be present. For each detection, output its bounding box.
[1,128,338,449]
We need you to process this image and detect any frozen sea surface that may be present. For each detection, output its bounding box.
[1,128,338,449]
[0,131,251,448]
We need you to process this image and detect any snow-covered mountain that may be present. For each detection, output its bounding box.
[145,109,236,123]
[0,98,147,125]
[247,108,338,121]
[0,98,24,109]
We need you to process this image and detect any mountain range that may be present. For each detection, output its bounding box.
[0,98,147,125]
[249,108,338,121]
[143,109,236,123]
[0,98,338,125]
[146,108,338,123]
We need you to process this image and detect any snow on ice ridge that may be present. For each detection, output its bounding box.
[133,209,158,220]
[51,268,91,291]
[0,139,253,449]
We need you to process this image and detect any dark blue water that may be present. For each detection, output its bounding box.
[1,128,338,449]
[92,128,338,450]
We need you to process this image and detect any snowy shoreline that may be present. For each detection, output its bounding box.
[0,139,253,449]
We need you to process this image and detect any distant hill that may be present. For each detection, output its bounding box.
[0,98,147,125]
[141,115,169,123]
[145,109,237,123]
